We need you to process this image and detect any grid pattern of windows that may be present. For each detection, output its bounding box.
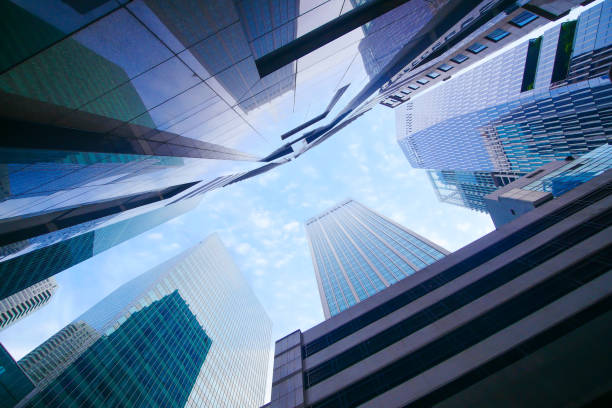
[306,199,447,318]
[397,1,612,193]
[0,277,58,330]
[17,235,272,407]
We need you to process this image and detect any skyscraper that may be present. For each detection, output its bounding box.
[396,0,612,210]
[265,161,612,408]
[305,199,448,318]
[0,343,35,408]
[15,234,272,408]
[0,0,477,297]
[0,278,58,331]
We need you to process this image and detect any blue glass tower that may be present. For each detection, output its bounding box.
[16,234,272,407]
[397,1,612,211]
[305,199,448,318]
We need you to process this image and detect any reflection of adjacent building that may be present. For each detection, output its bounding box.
[0,278,58,331]
[0,0,293,300]
[15,235,271,408]
[0,343,35,408]
[305,199,448,318]
[264,159,612,408]
[353,0,444,78]
[18,321,100,390]
[396,1,612,212]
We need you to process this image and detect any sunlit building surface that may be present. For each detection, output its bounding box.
[0,0,498,299]
[396,1,612,210]
[305,199,448,318]
[265,167,612,408]
[0,278,58,330]
[15,234,272,408]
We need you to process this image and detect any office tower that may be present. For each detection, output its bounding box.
[486,142,612,227]
[427,170,522,212]
[264,165,612,408]
[15,234,272,408]
[0,0,479,297]
[305,199,448,318]
[354,0,444,78]
[395,0,612,212]
[0,343,35,408]
[0,278,58,331]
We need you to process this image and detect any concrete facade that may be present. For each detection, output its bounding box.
[264,169,612,408]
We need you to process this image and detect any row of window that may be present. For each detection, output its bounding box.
[383,10,539,107]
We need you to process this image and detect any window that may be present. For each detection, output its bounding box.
[521,36,542,92]
[416,78,429,85]
[450,54,469,64]
[438,63,453,72]
[426,72,440,79]
[551,20,577,83]
[510,11,538,28]
[408,84,420,90]
[445,31,456,41]
[486,28,510,42]
[467,42,487,54]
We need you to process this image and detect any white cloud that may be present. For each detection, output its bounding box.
[258,170,280,186]
[236,242,252,255]
[250,210,272,229]
[161,242,180,251]
[301,165,319,178]
[282,221,300,232]
[254,269,266,276]
[147,232,163,240]
[456,222,472,232]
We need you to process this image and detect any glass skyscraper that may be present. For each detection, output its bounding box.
[15,234,272,408]
[396,0,612,210]
[305,199,448,318]
[0,0,487,298]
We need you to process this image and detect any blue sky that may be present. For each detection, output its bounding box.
[0,103,495,360]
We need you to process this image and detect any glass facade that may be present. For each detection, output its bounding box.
[16,234,272,407]
[397,1,612,211]
[427,170,523,212]
[522,143,612,196]
[306,199,447,318]
[0,0,490,295]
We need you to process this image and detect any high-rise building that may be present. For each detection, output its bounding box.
[485,142,612,227]
[353,0,445,78]
[264,164,612,408]
[15,234,272,408]
[0,278,58,330]
[0,0,481,298]
[427,169,523,212]
[305,199,448,318]
[0,343,35,408]
[396,1,611,175]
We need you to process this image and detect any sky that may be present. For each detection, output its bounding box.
[0,103,495,363]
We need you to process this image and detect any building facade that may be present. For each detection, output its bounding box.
[15,235,272,408]
[396,0,612,210]
[305,199,448,318]
[0,278,58,330]
[485,142,612,226]
[265,166,612,408]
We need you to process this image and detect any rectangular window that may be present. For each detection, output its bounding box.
[510,11,538,28]
[551,20,577,83]
[450,54,469,64]
[408,84,420,90]
[486,28,510,42]
[467,42,487,54]
[416,78,429,85]
[426,72,440,79]
[521,36,542,92]
[438,63,453,72]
